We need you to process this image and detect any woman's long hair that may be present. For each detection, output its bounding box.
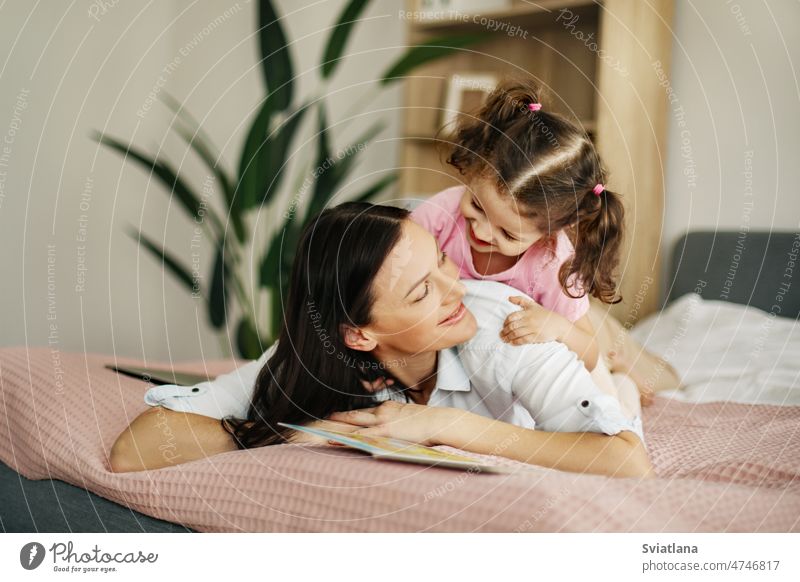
[222,202,410,448]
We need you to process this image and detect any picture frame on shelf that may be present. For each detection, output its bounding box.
[416,0,512,21]
[441,73,498,132]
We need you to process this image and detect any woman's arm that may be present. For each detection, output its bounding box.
[109,407,363,473]
[440,407,653,479]
[109,407,238,472]
[328,402,655,479]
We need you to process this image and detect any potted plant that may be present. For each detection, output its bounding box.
[94,0,486,358]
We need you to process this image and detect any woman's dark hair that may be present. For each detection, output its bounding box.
[221,202,411,449]
[445,76,624,304]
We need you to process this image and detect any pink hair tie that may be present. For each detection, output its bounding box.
[592,183,605,196]
[527,103,542,112]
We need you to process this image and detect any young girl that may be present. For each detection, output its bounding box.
[410,77,674,415]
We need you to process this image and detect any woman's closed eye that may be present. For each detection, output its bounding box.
[413,251,448,303]
[414,281,430,303]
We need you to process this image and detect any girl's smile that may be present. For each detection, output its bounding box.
[468,223,493,248]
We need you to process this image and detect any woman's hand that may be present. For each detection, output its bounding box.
[287,419,364,445]
[330,402,654,479]
[326,401,454,447]
[501,296,568,345]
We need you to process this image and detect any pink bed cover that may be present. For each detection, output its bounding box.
[1,347,798,532]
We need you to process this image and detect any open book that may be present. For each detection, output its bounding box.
[279,422,527,474]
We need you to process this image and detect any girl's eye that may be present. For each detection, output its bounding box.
[502,229,518,241]
[471,198,483,212]
[414,281,430,303]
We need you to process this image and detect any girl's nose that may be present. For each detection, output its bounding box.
[471,220,493,243]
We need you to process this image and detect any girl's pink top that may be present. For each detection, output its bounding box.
[411,185,590,323]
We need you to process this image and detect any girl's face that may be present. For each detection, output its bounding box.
[459,177,544,257]
[361,220,478,355]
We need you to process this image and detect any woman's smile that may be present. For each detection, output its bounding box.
[439,302,467,326]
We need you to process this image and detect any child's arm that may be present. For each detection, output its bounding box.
[500,296,600,371]
[562,312,601,370]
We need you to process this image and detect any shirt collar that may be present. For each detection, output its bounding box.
[372,347,472,402]
[433,347,472,392]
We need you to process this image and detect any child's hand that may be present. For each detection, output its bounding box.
[500,296,568,345]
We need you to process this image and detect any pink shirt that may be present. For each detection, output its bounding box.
[411,185,590,323]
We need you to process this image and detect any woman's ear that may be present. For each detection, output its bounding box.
[340,324,377,352]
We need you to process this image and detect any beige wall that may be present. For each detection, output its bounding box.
[661,0,800,295]
[0,0,403,361]
[3,0,798,362]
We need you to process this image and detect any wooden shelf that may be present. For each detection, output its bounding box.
[409,0,597,31]
[403,117,594,141]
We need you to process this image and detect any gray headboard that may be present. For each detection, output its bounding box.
[667,231,800,319]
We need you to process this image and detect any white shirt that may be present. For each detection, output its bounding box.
[144,280,644,444]
[457,280,644,444]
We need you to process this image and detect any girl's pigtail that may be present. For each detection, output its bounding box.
[446,77,543,177]
[559,188,625,304]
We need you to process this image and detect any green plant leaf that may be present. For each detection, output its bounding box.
[350,173,398,203]
[237,99,310,210]
[235,316,264,360]
[259,230,284,291]
[379,33,489,85]
[94,132,223,234]
[305,106,385,220]
[269,278,286,342]
[159,93,234,195]
[208,242,228,329]
[259,217,298,288]
[328,119,386,186]
[258,0,293,111]
[258,210,300,341]
[237,93,278,210]
[305,105,338,221]
[321,0,370,79]
[160,92,247,243]
[126,226,196,293]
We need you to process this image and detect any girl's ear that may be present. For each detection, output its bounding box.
[340,324,377,352]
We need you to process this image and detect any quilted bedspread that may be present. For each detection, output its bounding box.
[1,347,798,532]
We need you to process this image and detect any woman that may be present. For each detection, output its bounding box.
[110,203,654,478]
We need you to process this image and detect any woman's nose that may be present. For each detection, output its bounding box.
[439,274,465,303]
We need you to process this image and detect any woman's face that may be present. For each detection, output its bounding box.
[361,219,478,355]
